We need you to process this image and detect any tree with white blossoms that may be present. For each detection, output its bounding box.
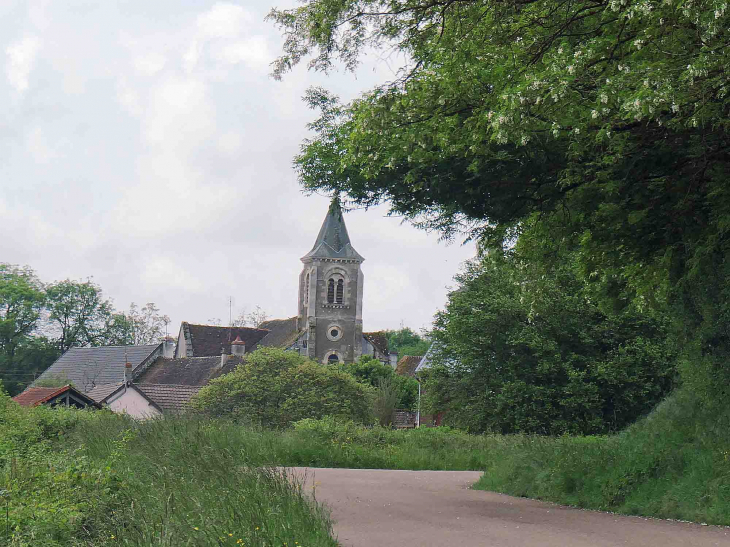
[270,0,730,393]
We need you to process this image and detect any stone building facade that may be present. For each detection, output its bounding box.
[297,199,365,364]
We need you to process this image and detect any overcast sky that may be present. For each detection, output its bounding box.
[0,0,475,335]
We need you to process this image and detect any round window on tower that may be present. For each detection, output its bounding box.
[326,323,343,341]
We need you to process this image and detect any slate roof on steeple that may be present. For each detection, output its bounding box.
[302,198,364,262]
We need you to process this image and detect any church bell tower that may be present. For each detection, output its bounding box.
[298,198,364,364]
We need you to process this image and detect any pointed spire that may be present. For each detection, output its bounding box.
[302,196,364,262]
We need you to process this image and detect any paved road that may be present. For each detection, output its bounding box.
[288,468,730,547]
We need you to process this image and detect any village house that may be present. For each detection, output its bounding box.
[17,201,397,417]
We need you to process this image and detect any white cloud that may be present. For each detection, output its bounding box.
[196,3,252,38]
[25,126,58,163]
[5,35,41,93]
[133,52,167,75]
[214,35,270,69]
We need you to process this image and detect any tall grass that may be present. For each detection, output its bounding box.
[73,414,338,547]
[475,388,730,525]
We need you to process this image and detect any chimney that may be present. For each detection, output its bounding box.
[220,349,229,369]
[124,359,132,384]
[389,351,399,369]
[231,335,246,356]
[162,336,176,358]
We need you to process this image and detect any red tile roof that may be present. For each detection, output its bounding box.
[12,385,100,408]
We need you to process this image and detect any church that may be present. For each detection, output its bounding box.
[175,197,395,366]
[19,199,395,417]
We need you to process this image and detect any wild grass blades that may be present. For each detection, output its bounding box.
[475,388,730,526]
[73,416,339,547]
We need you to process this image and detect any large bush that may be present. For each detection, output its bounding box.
[192,347,374,427]
[428,252,676,435]
[341,355,419,410]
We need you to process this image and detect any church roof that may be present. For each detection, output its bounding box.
[258,317,303,349]
[302,198,364,262]
[181,323,270,357]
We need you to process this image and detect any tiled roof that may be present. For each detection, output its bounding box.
[301,198,364,262]
[363,332,389,355]
[185,323,271,357]
[12,385,100,408]
[258,317,302,349]
[135,384,201,413]
[136,356,244,386]
[87,383,124,403]
[395,355,423,378]
[415,344,436,374]
[34,344,162,393]
[13,387,65,407]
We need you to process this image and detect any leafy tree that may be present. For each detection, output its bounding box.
[105,302,171,346]
[271,0,730,395]
[0,264,45,358]
[426,251,676,434]
[341,355,419,410]
[385,327,430,357]
[45,279,114,352]
[193,347,374,427]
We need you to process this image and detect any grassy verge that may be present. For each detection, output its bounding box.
[475,388,730,525]
[1,396,338,546]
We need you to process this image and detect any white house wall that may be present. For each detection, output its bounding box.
[108,388,161,420]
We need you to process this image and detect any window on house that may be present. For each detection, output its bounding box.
[328,354,340,364]
[336,279,344,304]
[327,279,335,303]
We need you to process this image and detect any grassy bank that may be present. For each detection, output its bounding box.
[1,397,338,546]
[476,388,730,525]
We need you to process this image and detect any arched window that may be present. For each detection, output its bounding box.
[304,273,310,306]
[328,353,340,364]
[336,279,344,304]
[327,279,335,303]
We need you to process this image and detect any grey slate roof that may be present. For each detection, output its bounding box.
[183,323,270,357]
[87,383,124,403]
[136,355,245,386]
[258,317,302,349]
[302,198,364,262]
[135,384,201,413]
[35,344,163,394]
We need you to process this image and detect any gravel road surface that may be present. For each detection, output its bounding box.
[288,467,730,547]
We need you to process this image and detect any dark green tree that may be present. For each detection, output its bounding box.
[193,347,374,427]
[45,279,114,352]
[426,250,676,434]
[385,327,430,357]
[270,0,730,396]
[341,355,419,410]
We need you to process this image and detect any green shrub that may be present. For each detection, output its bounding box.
[193,347,374,427]
[475,387,730,525]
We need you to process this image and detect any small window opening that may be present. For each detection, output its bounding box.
[327,279,335,303]
[328,354,340,364]
[336,279,344,304]
[304,273,310,306]
[330,328,339,338]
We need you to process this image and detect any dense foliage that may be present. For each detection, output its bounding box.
[385,327,430,357]
[0,264,169,395]
[0,383,340,546]
[425,250,676,434]
[270,0,730,408]
[193,347,375,427]
[340,355,419,409]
